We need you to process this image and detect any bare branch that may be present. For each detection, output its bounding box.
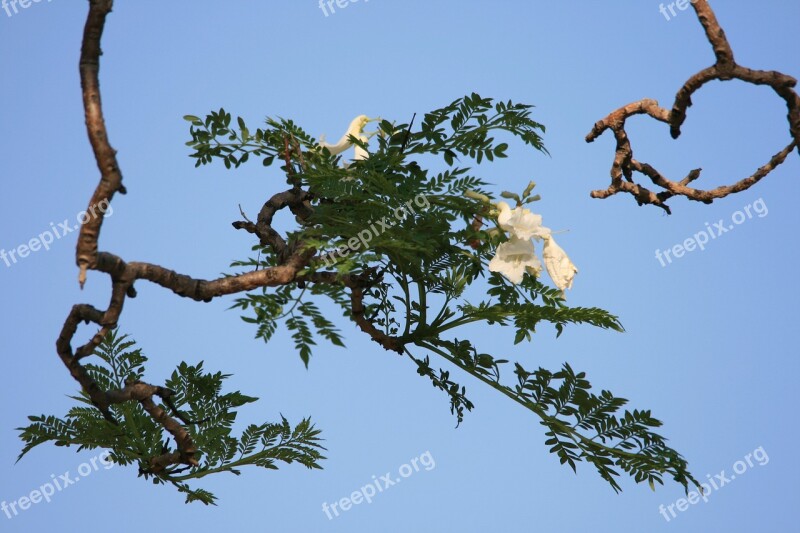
[587,0,799,212]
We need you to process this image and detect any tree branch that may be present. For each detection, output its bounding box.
[587,0,799,213]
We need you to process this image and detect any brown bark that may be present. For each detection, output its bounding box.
[58,0,403,476]
[587,0,799,213]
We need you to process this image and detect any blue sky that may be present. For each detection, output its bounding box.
[1,1,798,531]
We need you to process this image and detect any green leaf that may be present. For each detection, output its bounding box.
[19,330,325,504]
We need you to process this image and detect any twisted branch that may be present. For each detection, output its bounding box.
[59,0,403,476]
[587,0,799,213]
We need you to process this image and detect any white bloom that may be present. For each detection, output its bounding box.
[489,237,542,284]
[318,115,377,159]
[353,134,370,161]
[496,201,551,241]
[543,236,578,291]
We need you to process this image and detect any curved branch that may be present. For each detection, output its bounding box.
[62,2,389,472]
[59,0,324,475]
[587,0,799,213]
[77,0,123,286]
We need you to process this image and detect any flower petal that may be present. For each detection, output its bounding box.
[489,237,540,285]
[496,201,513,229]
[543,236,578,291]
[318,115,371,156]
[354,134,369,161]
[496,203,551,241]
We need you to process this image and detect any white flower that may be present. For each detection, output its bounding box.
[543,236,578,291]
[496,201,551,241]
[318,115,377,159]
[353,134,370,161]
[489,237,542,284]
